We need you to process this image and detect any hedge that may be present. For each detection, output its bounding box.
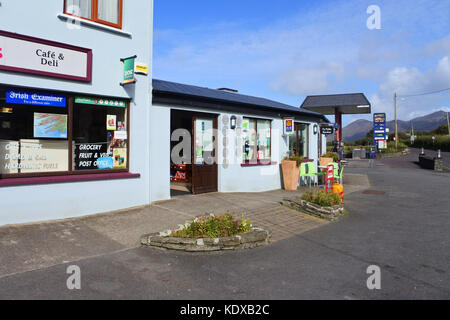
[411,135,450,152]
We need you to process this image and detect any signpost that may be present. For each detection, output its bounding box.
[6,90,66,107]
[283,118,294,135]
[0,30,92,82]
[75,97,126,107]
[320,124,334,135]
[373,113,387,155]
[120,55,137,86]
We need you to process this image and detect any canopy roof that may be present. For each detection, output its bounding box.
[301,93,371,115]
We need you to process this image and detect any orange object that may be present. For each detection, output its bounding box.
[281,160,300,191]
[332,183,344,202]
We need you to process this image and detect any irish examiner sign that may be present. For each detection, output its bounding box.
[0,30,92,82]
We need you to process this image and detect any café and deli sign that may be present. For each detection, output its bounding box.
[0,30,92,82]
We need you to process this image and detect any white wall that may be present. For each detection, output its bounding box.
[153,103,323,196]
[0,1,154,226]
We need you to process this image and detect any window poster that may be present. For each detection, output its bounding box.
[284,119,294,135]
[33,113,68,139]
[75,143,109,170]
[242,119,250,131]
[0,140,19,174]
[113,148,127,169]
[107,115,117,131]
[1,139,69,173]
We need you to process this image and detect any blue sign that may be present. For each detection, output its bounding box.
[373,113,387,152]
[97,157,114,170]
[6,90,66,107]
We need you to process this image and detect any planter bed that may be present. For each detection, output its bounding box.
[141,227,271,252]
[283,198,345,221]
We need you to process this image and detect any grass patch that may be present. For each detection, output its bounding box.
[170,214,252,239]
[301,190,342,207]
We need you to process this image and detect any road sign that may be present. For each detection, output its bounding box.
[373,113,387,152]
[320,125,334,135]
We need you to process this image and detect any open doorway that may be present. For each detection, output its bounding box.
[170,110,218,196]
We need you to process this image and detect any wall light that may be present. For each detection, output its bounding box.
[230,115,237,130]
[313,124,319,135]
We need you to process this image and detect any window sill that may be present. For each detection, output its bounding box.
[241,161,277,167]
[0,172,140,188]
[57,14,132,37]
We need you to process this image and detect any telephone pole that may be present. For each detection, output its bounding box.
[394,93,398,150]
[447,112,450,137]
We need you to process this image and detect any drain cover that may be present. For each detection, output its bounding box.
[363,190,386,195]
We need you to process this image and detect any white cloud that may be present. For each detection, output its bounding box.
[370,56,450,120]
[154,0,450,118]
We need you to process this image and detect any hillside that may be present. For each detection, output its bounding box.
[341,111,448,142]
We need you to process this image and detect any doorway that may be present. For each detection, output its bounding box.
[288,123,309,158]
[170,110,218,195]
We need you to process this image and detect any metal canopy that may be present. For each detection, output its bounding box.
[300,93,371,115]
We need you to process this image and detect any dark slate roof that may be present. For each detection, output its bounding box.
[300,93,371,115]
[153,79,328,121]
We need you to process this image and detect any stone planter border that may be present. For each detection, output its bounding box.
[283,198,345,221]
[141,227,271,252]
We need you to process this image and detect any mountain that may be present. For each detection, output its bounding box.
[341,111,449,142]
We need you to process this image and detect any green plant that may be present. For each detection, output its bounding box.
[301,190,342,207]
[410,135,450,152]
[283,155,305,166]
[170,214,252,239]
[321,152,338,162]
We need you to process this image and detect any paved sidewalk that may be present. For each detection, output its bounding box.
[0,190,316,279]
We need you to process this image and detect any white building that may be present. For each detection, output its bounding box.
[0,0,154,225]
[0,1,328,226]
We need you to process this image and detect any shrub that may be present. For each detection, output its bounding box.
[321,152,338,162]
[283,155,304,166]
[382,141,408,153]
[411,135,450,152]
[170,214,252,239]
[301,190,342,207]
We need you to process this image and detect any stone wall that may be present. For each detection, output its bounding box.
[141,228,271,252]
[283,198,344,221]
[419,155,443,172]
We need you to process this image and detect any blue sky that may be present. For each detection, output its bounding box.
[153,0,450,126]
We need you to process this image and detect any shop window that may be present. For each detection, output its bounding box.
[0,87,129,178]
[0,89,69,175]
[73,98,128,171]
[64,0,123,29]
[288,123,309,158]
[242,118,271,164]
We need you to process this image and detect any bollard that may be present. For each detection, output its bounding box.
[437,149,441,159]
[420,147,425,155]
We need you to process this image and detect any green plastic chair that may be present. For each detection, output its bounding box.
[299,162,308,187]
[335,165,344,184]
[300,162,318,188]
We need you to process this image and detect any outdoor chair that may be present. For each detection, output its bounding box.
[335,166,344,184]
[300,162,319,188]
